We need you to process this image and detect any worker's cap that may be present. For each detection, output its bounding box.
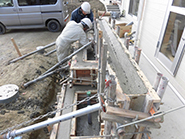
[81,2,91,14]
[81,18,92,29]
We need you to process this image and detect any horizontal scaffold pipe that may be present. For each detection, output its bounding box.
[9,42,56,64]
[2,103,101,139]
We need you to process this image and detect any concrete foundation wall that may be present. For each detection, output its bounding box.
[99,20,148,95]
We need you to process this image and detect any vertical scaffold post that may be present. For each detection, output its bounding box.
[124,36,130,49]
[98,30,103,95]
[97,30,105,114]
[104,75,117,139]
[135,47,142,64]
[112,19,116,29]
[109,16,111,24]
[116,25,120,37]
[154,76,169,110]
[100,42,108,95]
[153,73,163,91]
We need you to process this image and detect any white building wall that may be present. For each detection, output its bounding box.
[113,0,185,97]
[134,0,185,98]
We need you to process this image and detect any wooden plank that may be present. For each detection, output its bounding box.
[11,38,22,56]
[70,93,78,136]
[100,122,105,135]
[128,94,146,111]
[50,84,66,139]
[98,10,111,16]
[101,112,161,129]
[135,94,154,139]
[106,106,158,122]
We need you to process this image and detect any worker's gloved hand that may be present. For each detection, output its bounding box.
[88,37,94,41]
[88,38,95,46]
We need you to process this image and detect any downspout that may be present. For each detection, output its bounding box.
[133,0,146,58]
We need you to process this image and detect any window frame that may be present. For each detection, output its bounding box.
[155,0,185,76]
[128,0,140,16]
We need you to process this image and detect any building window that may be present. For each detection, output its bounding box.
[128,0,140,16]
[156,0,185,76]
[160,12,184,62]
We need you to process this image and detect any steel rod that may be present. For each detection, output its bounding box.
[44,49,56,56]
[23,65,69,88]
[116,105,185,131]
[9,42,55,64]
[43,41,93,75]
[3,103,101,139]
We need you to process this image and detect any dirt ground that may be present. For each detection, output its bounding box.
[0,0,105,138]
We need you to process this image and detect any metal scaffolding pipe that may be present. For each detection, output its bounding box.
[135,47,142,64]
[116,104,185,131]
[44,49,56,56]
[156,76,169,99]
[154,76,169,109]
[9,42,56,64]
[23,65,69,88]
[2,103,101,139]
[112,19,116,29]
[153,73,163,91]
[43,41,93,75]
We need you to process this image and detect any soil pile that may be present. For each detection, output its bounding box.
[0,0,105,138]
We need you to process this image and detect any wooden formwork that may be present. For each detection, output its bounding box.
[70,42,98,87]
[98,19,162,139]
[70,90,100,138]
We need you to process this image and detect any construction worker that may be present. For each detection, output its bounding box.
[70,2,93,23]
[56,18,92,62]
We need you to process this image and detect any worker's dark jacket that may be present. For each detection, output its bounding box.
[70,7,93,23]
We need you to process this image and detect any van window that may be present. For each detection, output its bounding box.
[40,0,57,5]
[0,0,13,7]
[17,0,57,6]
[18,0,40,6]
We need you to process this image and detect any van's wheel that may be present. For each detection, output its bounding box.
[47,20,61,32]
[0,23,6,34]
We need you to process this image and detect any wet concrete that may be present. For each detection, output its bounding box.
[76,104,100,136]
[99,19,148,95]
[57,85,97,139]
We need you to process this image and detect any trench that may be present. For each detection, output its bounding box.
[0,77,61,139]
[27,77,61,139]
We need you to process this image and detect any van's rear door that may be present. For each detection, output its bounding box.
[0,0,20,26]
[16,0,42,25]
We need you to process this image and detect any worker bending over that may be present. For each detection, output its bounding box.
[56,18,92,62]
[71,2,93,23]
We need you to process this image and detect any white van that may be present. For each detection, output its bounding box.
[0,0,69,34]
